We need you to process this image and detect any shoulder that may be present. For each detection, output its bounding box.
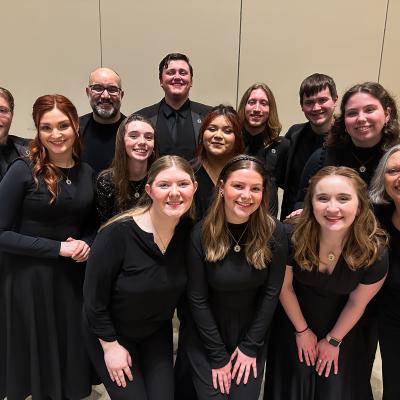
[189,101,212,115]
[360,247,389,284]
[284,122,308,140]
[8,134,31,147]
[79,113,92,124]
[135,101,162,116]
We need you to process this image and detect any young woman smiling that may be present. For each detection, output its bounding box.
[0,94,95,400]
[96,113,156,224]
[186,155,287,399]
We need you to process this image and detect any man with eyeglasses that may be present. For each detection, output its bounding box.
[137,53,210,161]
[80,67,125,175]
[0,86,30,181]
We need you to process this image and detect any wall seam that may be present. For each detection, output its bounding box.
[98,0,103,67]
[235,0,243,108]
[377,0,390,82]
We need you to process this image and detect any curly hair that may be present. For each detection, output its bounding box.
[29,94,81,204]
[293,166,388,271]
[328,82,400,150]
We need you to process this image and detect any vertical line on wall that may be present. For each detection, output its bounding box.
[98,0,103,66]
[235,0,243,109]
[377,0,390,82]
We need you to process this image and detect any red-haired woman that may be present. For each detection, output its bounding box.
[0,94,95,400]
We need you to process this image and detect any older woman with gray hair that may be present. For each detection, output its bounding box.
[370,144,400,400]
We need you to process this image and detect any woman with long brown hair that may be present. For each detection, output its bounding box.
[265,166,388,400]
[83,155,197,399]
[0,94,95,399]
[96,113,156,224]
[186,155,287,398]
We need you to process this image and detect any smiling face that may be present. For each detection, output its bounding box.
[344,92,389,148]
[124,120,155,162]
[160,59,192,102]
[221,168,264,224]
[384,151,400,205]
[301,87,337,131]
[145,166,197,219]
[203,115,236,159]
[38,106,77,164]
[244,88,270,134]
[312,175,359,236]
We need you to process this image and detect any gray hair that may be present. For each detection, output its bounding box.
[370,144,400,204]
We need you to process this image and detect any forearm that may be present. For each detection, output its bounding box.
[280,286,308,332]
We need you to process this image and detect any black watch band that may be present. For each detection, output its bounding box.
[326,334,342,347]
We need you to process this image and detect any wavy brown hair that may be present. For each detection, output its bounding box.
[29,94,81,204]
[328,82,400,150]
[237,83,282,145]
[293,166,388,271]
[101,155,196,229]
[99,113,157,213]
[202,155,275,269]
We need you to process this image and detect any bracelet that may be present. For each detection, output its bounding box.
[294,326,309,335]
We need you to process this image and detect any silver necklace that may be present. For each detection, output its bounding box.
[130,178,146,199]
[351,151,378,173]
[227,224,248,253]
[149,211,167,255]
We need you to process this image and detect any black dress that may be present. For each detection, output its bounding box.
[186,220,287,399]
[193,165,216,221]
[264,245,388,400]
[95,171,147,224]
[375,203,400,400]
[83,217,191,400]
[0,159,95,400]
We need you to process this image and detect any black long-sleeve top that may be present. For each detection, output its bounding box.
[187,219,287,368]
[83,217,191,342]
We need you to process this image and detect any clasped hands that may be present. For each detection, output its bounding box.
[295,329,339,377]
[59,237,90,262]
[212,347,257,395]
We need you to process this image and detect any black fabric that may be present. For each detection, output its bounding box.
[80,113,125,176]
[186,219,287,398]
[296,141,385,207]
[193,165,215,221]
[137,99,211,161]
[95,171,147,225]
[0,134,30,181]
[265,241,388,400]
[243,130,290,217]
[0,159,96,400]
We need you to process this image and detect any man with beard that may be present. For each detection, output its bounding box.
[280,73,338,220]
[137,53,210,161]
[80,67,125,175]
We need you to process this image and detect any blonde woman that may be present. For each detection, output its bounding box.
[83,155,197,400]
[186,155,287,399]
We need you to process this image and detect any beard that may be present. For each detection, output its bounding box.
[90,98,120,120]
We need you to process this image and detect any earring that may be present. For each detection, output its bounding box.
[219,189,224,197]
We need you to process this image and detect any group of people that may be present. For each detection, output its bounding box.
[0,51,399,400]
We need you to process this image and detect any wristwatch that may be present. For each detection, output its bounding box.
[326,334,342,347]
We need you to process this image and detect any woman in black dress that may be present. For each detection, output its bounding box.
[238,83,289,217]
[370,144,400,400]
[265,166,388,400]
[192,104,244,220]
[96,113,156,224]
[0,94,95,400]
[187,155,287,399]
[83,155,197,399]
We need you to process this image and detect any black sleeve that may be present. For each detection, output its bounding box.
[238,220,287,357]
[275,138,290,189]
[81,166,98,244]
[0,159,60,257]
[83,222,126,341]
[361,247,389,285]
[95,172,115,225]
[187,224,231,369]
[295,147,325,206]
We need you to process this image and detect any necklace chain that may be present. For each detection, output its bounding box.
[131,177,146,199]
[227,224,248,253]
[149,211,167,255]
[351,151,378,173]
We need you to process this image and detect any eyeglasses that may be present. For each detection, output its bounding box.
[385,167,400,176]
[89,84,121,95]
[0,107,11,116]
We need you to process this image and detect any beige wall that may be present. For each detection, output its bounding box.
[1,0,397,137]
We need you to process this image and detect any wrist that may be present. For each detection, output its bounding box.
[99,339,118,351]
[295,326,310,337]
[326,333,342,348]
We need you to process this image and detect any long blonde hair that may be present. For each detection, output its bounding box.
[101,155,196,230]
[293,166,388,271]
[202,155,275,269]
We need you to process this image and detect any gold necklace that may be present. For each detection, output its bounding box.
[149,211,167,255]
[227,224,248,253]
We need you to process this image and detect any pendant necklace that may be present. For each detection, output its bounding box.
[351,151,378,173]
[227,224,248,253]
[149,211,167,255]
[60,164,74,185]
[130,177,146,199]
[327,252,336,262]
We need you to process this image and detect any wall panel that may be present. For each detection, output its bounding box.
[239,0,387,132]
